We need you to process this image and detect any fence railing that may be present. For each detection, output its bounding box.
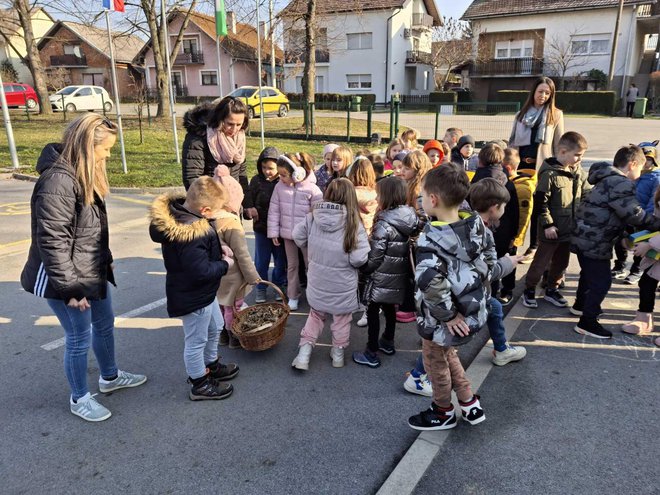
[472,57,543,76]
[412,13,434,29]
[405,50,433,65]
[50,55,87,67]
[174,52,204,64]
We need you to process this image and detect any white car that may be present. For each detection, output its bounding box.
[50,85,113,112]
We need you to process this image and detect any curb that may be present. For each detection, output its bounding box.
[10,173,184,195]
[376,299,531,495]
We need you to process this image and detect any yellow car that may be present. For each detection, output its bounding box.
[227,86,289,118]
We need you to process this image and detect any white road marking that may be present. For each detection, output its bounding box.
[40,297,168,351]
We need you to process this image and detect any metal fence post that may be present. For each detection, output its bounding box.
[61,94,66,122]
[23,92,30,121]
[101,92,106,117]
[367,104,372,139]
[389,99,394,141]
[304,102,309,140]
[394,100,400,137]
[434,104,440,140]
[347,100,351,142]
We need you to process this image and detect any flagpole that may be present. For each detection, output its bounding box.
[216,35,224,97]
[161,0,180,164]
[104,9,128,174]
[0,70,19,169]
[256,0,265,149]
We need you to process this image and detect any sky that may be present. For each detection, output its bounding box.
[438,0,473,20]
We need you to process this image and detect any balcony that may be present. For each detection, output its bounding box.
[284,49,330,64]
[412,13,434,29]
[174,51,204,65]
[638,3,660,17]
[50,54,87,67]
[406,50,433,65]
[472,57,544,77]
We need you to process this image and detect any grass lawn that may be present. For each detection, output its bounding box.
[0,113,391,187]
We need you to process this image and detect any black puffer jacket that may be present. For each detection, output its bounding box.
[361,205,419,304]
[181,103,248,192]
[21,144,115,301]
[149,193,229,317]
[243,146,279,235]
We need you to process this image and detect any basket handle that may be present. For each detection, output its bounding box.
[237,280,288,305]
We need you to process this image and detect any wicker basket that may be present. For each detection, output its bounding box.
[231,281,290,351]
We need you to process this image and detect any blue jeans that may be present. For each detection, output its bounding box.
[575,251,612,323]
[47,288,117,401]
[487,297,507,352]
[180,299,224,379]
[254,231,286,292]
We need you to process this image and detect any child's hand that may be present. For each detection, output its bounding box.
[506,253,525,265]
[224,256,235,270]
[221,245,234,259]
[544,226,559,240]
[272,237,280,246]
[245,207,259,221]
[633,241,651,257]
[445,313,470,337]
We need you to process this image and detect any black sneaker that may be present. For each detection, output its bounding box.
[574,319,612,339]
[497,291,513,306]
[570,304,603,319]
[611,261,626,280]
[188,375,233,401]
[623,270,642,285]
[378,338,396,355]
[458,394,486,425]
[207,360,239,381]
[522,288,537,308]
[544,289,568,307]
[408,403,457,431]
[219,328,229,347]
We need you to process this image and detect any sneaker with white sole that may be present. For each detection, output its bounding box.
[356,310,368,327]
[255,290,267,304]
[521,289,537,308]
[70,392,111,422]
[403,370,433,397]
[623,271,642,285]
[330,346,344,368]
[543,289,568,308]
[98,370,147,393]
[288,298,299,311]
[492,345,527,366]
[408,403,457,431]
[459,395,485,425]
[292,343,313,370]
[574,319,612,339]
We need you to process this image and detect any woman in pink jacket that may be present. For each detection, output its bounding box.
[268,152,322,311]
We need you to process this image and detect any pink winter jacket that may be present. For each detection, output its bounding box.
[268,174,323,240]
[293,201,370,314]
[639,201,660,281]
[355,186,378,234]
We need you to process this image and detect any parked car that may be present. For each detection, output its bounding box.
[49,85,113,112]
[227,86,289,118]
[1,83,39,110]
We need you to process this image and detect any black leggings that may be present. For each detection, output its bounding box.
[366,302,396,352]
[638,271,658,313]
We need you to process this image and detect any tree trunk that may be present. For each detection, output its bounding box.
[141,0,170,118]
[302,0,316,127]
[14,0,52,114]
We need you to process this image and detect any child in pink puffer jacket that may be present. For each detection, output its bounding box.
[268,152,322,311]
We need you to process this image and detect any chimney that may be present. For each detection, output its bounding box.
[226,11,237,34]
[259,21,268,39]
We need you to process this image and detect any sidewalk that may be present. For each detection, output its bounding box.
[381,253,659,494]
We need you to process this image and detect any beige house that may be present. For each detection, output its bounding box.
[0,7,55,85]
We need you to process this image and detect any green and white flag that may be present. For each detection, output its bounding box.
[215,0,227,36]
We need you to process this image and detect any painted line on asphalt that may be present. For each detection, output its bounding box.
[111,195,152,206]
[509,339,660,352]
[40,297,168,351]
[376,299,530,495]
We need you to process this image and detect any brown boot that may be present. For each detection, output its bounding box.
[228,330,243,349]
[621,312,654,335]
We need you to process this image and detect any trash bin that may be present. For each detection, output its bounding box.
[352,95,362,112]
[633,97,648,118]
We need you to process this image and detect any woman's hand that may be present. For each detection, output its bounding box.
[67,297,90,312]
[272,238,280,247]
[544,226,558,240]
[445,313,470,337]
[245,208,259,221]
[221,245,234,259]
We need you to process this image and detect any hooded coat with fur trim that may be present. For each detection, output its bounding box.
[182,103,248,193]
[149,193,229,317]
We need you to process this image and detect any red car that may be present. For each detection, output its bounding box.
[2,82,39,110]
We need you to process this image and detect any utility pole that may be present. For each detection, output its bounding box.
[607,0,625,90]
[269,0,276,88]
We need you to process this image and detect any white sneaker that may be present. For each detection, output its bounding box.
[330,346,344,368]
[291,343,313,370]
[403,371,433,397]
[99,370,147,393]
[356,310,368,327]
[70,392,111,422]
[492,345,527,366]
[288,298,299,311]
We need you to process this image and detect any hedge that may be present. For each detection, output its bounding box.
[285,92,377,109]
[497,90,616,115]
[429,92,458,103]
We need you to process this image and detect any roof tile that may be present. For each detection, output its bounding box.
[463,0,653,19]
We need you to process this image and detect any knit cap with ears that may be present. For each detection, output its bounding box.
[213,165,244,214]
[457,135,475,151]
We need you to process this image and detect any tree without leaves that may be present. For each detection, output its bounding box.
[431,17,474,90]
[540,27,591,91]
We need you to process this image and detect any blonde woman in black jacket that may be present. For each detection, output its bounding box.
[21,114,146,422]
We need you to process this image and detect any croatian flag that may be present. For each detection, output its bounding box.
[103,0,125,12]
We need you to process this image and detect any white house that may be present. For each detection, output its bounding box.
[278,0,442,102]
[462,0,659,100]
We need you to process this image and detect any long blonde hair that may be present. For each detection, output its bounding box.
[324,178,361,253]
[402,150,432,208]
[59,113,117,205]
[347,156,376,189]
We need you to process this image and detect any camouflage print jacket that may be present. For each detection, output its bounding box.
[415,212,514,347]
[571,162,660,260]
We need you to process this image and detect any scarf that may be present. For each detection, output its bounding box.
[206,126,246,165]
[510,106,548,148]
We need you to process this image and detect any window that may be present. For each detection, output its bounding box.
[346,74,371,89]
[200,70,217,86]
[494,39,534,58]
[182,39,199,54]
[347,32,373,50]
[570,34,610,55]
[63,44,82,57]
[93,87,103,94]
[267,88,278,97]
[75,87,92,97]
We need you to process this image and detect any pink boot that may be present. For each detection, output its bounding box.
[621,312,654,335]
